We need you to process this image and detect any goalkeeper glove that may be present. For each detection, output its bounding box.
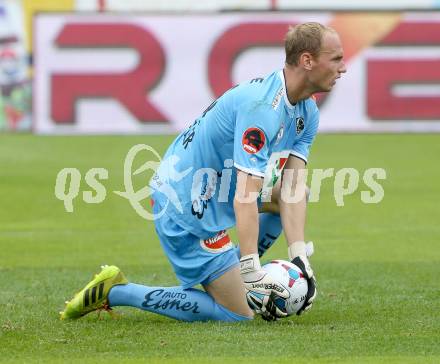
[288,241,317,315]
[240,253,289,320]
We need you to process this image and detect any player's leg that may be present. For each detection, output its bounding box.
[108,281,251,322]
[257,178,283,256]
[203,265,253,318]
[106,205,251,322]
[61,264,250,322]
[61,200,251,322]
[255,213,283,257]
[106,252,251,321]
[108,259,253,321]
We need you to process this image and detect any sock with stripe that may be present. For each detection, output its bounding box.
[108,283,251,322]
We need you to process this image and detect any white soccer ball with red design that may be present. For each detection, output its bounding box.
[262,260,308,316]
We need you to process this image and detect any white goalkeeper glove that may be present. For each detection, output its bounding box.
[240,253,289,320]
[288,241,317,315]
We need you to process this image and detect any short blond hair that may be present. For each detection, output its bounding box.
[285,22,334,65]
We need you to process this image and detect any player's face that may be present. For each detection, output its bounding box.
[310,31,346,92]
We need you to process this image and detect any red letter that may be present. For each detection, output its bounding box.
[52,23,167,124]
[368,22,440,119]
[208,23,292,98]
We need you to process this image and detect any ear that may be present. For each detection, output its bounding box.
[299,52,314,71]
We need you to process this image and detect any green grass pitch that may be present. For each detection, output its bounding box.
[0,134,439,364]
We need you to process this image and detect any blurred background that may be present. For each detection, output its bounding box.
[1,0,440,134]
[1,4,439,360]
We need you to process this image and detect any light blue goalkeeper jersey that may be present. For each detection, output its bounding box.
[150,70,319,238]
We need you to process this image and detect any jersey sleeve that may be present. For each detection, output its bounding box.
[290,105,319,163]
[233,102,277,177]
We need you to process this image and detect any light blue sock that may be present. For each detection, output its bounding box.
[257,213,282,257]
[235,213,282,258]
[108,283,251,322]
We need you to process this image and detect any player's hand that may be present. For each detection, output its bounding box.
[240,254,289,320]
[257,294,285,321]
[291,255,317,315]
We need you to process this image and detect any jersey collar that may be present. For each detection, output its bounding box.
[278,70,295,110]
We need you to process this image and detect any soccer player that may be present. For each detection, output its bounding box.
[61,22,346,322]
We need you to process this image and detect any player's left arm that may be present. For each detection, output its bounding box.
[281,102,319,245]
[279,155,307,245]
[280,101,319,314]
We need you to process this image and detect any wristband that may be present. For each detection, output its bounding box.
[288,241,314,260]
[288,241,306,260]
[239,253,261,273]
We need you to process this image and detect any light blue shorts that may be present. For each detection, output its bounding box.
[152,199,239,289]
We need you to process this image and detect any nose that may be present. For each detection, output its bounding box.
[339,61,347,74]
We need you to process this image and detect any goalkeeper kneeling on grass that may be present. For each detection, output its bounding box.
[60,22,346,322]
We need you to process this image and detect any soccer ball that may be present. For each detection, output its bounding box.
[262,260,308,316]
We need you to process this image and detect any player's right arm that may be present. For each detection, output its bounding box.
[231,91,289,319]
[234,170,289,320]
[234,170,262,257]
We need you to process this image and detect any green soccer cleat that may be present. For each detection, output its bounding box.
[60,265,128,320]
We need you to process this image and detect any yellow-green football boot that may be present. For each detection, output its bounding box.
[60,265,128,320]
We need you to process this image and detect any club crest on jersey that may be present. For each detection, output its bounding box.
[200,230,233,253]
[295,117,305,135]
[242,127,266,154]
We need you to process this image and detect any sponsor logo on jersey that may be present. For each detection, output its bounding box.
[296,117,305,135]
[242,127,266,154]
[200,230,233,253]
[271,87,284,110]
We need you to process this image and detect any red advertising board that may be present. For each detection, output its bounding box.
[34,13,440,133]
